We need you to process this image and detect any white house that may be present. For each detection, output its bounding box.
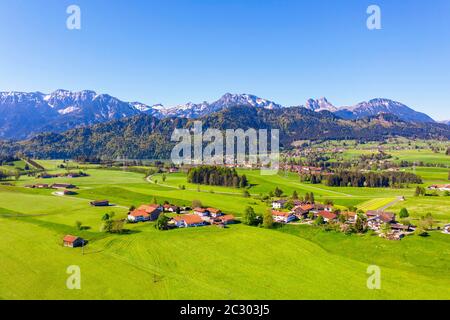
[443,224,450,234]
[272,211,296,223]
[172,214,205,228]
[272,200,287,209]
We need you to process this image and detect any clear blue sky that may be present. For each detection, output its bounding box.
[1,0,449,120]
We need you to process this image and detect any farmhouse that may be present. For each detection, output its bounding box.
[428,184,450,192]
[342,212,357,223]
[367,211,397,231]
[26,183,49,189]
[90,200,110,207]
[128,210,151,222]
[163,204,178,212]
[193,207,210,217]
[55,190,77,196]
[207,208,223,218]
[272,211,296,223]
[317,211,337,222]
[272,200,287,209]
[443,224,450,234]
[128,204,162,222]
[63,235,84,248]
[172,214,205,228]
[51,183,76,189]
[293,207,309,219]
[214,214,236,225]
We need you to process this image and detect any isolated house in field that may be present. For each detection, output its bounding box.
[207,208,223,218]
[63,235,84,248]
[317,211,337,222]
[272,200,287,209]
[272,211,296,223]
[90,200,110,207]
[172,214,205,228]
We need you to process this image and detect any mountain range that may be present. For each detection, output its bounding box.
[2,106,448,160]
[0,90,442,140]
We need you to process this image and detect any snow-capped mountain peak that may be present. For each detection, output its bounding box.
[305,97,337,112]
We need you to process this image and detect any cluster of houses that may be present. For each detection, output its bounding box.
[127,203,236,228]
[428,184,450,192]
[271,200,414,239]
[271,200,336,223]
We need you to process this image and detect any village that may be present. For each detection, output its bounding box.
[62,191,450,248]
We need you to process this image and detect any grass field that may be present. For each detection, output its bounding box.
[1,159,450,300]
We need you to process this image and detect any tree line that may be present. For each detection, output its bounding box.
[326,170,422,188]
[187,166,248,188]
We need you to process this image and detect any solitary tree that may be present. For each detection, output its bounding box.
[192,199,202,208]
[399,208,409,219]
[242,206,257,226]
[155,214,170,230]
[263,209,274,229]
[292,190,299,200]
[75,221,82,230]
[274,187,283,197]
[315,215,325,226]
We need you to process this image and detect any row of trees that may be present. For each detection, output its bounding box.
[326,171,422,188]
[187,166,248,188]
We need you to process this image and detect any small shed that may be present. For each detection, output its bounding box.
[63,235,85,248]
[90,200,110,207]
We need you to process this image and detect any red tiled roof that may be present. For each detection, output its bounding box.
[298,204,314,211]
[220,215,235,222]
[343,212,357,217]
[317,211,337,220]
[137,204,160,214]
[272,211,293,217]
[193,207,208,213]
[63,235,79,243]
[207,208,221,214]
[173,214,203,225]
[130,209,150,218]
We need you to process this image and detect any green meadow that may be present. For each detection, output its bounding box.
[0,159,449,300]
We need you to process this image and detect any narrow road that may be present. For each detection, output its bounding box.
[378,196,404,211]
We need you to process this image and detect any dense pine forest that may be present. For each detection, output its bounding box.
[326,170,423,188]
[187,166,249,188]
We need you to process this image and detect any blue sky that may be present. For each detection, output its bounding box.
[0,0,449,120]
